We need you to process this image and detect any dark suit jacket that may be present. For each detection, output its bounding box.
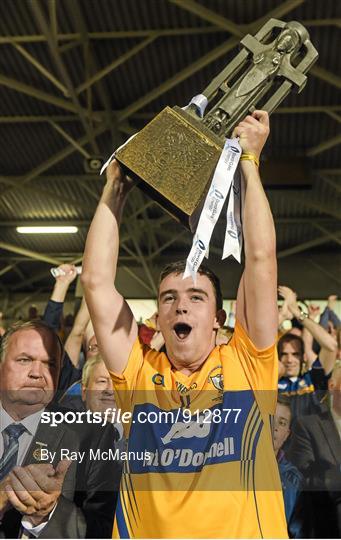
[1,405,122,538]
[289,406,341,538]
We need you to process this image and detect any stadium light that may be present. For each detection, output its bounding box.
[16,226,78,234]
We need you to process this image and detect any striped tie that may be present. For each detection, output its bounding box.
[0,423,26,481]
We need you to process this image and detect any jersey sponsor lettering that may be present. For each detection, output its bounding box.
[161,417,210,444]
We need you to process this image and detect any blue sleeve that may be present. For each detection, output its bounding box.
[58,351,82,393]
[310,358,330,399]
[328,309,341,328]
[42,299,63,332]
[319,307,340,330]
[319,307,330,329]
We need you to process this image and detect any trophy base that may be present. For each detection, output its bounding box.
[115,106,223,231]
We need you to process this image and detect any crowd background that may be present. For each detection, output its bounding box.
[0,263,340,538]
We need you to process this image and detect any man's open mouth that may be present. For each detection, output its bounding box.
[173,323,192,340]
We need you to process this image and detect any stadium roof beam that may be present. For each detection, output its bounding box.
[319,176,341,193]
[29,0,100,155]
[0,106,340,125]
[0,17,339,46]
[169,0,245,37]
[171,0,340,92]
[76,36,156,95]
[49,121,91,158]
[0,74,99,117]
[121,236,158,295]
[66,1,119,143]
[0,115,82,123]
[122,265,156,295]
[307,259,341,287]
[0,175,93,211]
[313,224,341,246]
[117,36,239,122]
[250,0,306,30]
[306,133,341,157]
[0,121,110,200]
[309,65,341,90]
[0,264,16,278]
[12,43,68,96]
[170,0,305,36]
[326,111,341,123]
[0,242,63,266]
[284,192,341,220]
[114,0,309,120]
[277,231,341,259]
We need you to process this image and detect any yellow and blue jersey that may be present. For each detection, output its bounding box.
[278,358,330,418]
[110,321,287,538]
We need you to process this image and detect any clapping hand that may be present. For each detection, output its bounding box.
[5,460,71,525]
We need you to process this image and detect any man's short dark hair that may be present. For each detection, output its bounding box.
[277,332,304,371]
[158,261,223,311]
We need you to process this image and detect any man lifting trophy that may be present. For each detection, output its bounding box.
[83,16,319,540]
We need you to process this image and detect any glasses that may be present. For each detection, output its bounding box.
[87,344,99,353]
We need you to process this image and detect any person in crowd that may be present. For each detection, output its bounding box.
[42,264,102,400]
[273,396,303,538]
[59,318,102,410]
[138,312,165,350]
[27,305,39,321]
[42,263,82,393]
[82,111,288,537]
[0,320,121,538]
[319,294,340,334]
[64,297,91,369]
[82,355,125,449]
[311,294,340,358]
[277,286,337,418]
[215,325,234,345]
[289,362,341,538]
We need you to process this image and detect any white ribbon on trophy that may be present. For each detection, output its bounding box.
[183,138,242,282]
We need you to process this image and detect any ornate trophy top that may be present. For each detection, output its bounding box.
[185,18,318,139]
[114,17,318,230]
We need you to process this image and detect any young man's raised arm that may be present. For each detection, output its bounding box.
[235,111,278,349]
[82,161,138,373]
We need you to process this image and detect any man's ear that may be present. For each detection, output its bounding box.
[214,309,227,329]
[155,313,160,331]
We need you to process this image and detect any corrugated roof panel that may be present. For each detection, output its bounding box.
[288,0,340,22]
[0,121,87,174]
[0,85,68,116]
[0,0,339,294]
[79,0,210,32]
